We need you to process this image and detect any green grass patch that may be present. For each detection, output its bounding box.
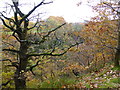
[111,66,120,71]
[85,83,91,88]
[110,78,120,83]
[39,77,77,88]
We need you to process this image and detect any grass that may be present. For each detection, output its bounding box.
[21,63,120,88]
[38,77,77,88]
[110,78,120,83]
[71,64,120,88]
[26,63,120,88]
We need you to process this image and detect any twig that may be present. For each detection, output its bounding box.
[19,0,53,23]
[0,59,18,69]
[2,49,20,53]
[39,23,66,43]
[26,60,41,75]
[0,79,12,87]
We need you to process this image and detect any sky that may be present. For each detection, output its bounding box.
[0,0,100,23]
[47,0,98,22]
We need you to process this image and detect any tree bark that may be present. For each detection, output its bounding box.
[14,70,26,89]
[114,49,120,66]
[13,23,29,89]
[14,42,29,89]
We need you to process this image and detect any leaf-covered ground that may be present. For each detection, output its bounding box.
[67,64,120,88]
[29,63,119,88]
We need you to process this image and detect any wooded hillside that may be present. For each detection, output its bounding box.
[1,0,120,89]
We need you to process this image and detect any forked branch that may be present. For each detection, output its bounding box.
[103,2,119,13]
[0,79,12,87]
[20,0,53,23]
[0,59,18,69]
[27,23,66,44]
[26,60,41,75]
[27,42,82,57]
[0,17,14,31]
[38,23,66,43]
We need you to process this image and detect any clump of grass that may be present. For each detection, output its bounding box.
[110,78,120,83]
[38,77,77,88]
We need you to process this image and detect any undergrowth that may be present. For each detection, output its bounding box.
[27,63,120,88]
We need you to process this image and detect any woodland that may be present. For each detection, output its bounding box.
[0,0,120,89]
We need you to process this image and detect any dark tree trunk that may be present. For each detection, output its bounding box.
[14,43,28,89]
[114,49,120,67]
[114,29,120,67]
[14,27,29,89]
[14,70,26,89]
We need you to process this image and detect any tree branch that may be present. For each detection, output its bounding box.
[0,79,12,87]
[38,23,66,44]
[2,49,20,53]
[12,30,21,42]
[20,0,53,23]
[0,59,12,62]
[2,41,15,48]
[27,21,38,30]
[27,42,82,57]
[0,17,14,31]
[26,23,66,45]
[26,60,41,75]
[103,2,119,13]
[7,64,18,69]
[0,59,18,69]
[0,12,15,24]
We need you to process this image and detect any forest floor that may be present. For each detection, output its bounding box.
[68,64,120,88]
[36,63,120,88]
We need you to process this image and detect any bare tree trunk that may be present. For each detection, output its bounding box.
[14,41,29,89]
[14,27,29,89]
[14,69,26,89]
[114,28,120,66]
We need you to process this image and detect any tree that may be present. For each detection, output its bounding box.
[102,0,120,67]
[0,0,83,89]
[115,1,120,67]
[80,0,120,68]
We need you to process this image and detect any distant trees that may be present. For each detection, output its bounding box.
[98,0,120,67]
[1,0,83,89]
[79,0,120,69]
